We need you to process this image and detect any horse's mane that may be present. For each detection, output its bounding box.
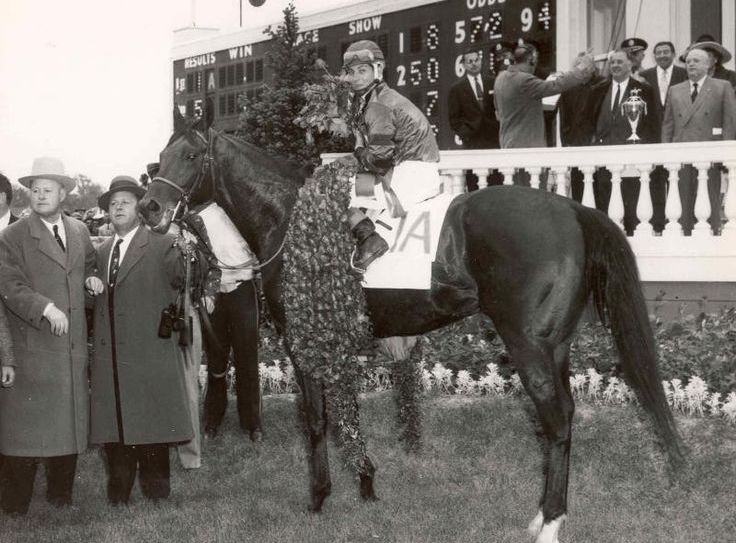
[218,132,308,185]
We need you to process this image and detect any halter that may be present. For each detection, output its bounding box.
[149,129,284,272]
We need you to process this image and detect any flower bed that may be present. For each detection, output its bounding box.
[227,309,736,425]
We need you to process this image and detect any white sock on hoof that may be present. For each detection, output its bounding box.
[535,515,566,543]
[527,510,544,538]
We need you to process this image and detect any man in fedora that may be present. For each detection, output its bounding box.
[681,35,736,90]
[0,173,19,232]
[0,157,99,514]
[88,176,193,504]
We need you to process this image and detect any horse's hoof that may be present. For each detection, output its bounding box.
[204,426,218,440]
[359,474,378,502]
[533,515,565,543]
[527,510,544,539]
[249,428,263,443]
[308,485,331,513]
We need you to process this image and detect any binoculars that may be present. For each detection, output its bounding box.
[158,304,192,346]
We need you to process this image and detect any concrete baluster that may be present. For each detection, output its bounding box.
[635,163,654,236]
[608,164,625,231]
[581,166,596,208]
[692,161,712,236]
[528,167,542,190]
[444,169,466,194]
[501,168,515,185]
[475,168,490,190]
[723,161,736,237]
[554,167,568,197]
[662,162,682,237]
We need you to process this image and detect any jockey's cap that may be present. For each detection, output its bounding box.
[343,40,385,70]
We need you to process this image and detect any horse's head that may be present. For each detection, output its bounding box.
[139,112,212,233]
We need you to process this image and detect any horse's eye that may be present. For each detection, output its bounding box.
[186,153,197,160]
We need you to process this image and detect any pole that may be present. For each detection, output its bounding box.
[240,0,243,27]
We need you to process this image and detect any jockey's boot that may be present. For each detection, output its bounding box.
[351,218,388,273]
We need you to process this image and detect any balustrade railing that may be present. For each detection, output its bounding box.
[323,141,736,282]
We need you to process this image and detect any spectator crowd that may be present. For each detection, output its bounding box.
[0,159,260,515]
[448,34,736,235]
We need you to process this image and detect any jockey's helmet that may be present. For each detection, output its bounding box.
[343,40,385,80]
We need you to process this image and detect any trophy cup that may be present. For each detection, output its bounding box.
[621,88,647,143]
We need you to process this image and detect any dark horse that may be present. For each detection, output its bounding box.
[139,123,683,543]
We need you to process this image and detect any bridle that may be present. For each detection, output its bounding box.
[148,128,285,272]
[150,129,213,222]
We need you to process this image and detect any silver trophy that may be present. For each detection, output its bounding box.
[621,88,647,143]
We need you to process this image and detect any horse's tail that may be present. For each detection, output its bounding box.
[575,205,685,469]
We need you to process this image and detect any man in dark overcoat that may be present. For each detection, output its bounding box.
[88,176,192,504]
[577,50,660,235]
[0,157,96,514]
[0,173,19,231]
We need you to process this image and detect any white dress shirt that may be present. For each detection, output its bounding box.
[107,226,139,283]
[40,216,66,246]
[656,65,672,105]
[467,73,483,100]
[690,76,707,99]
[611,78,630,110]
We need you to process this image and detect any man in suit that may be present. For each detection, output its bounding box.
[494,43,593,149]
[640,42,688,118]
[0,173,19,232]
[447,47,501,190]
[638,42,689,233]
[88,176,193,504]
[663,48,736,234]
[0,157,97,514]
[448,47,499,150]
[578,49,661,235]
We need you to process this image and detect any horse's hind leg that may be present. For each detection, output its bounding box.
[293,363,332,512]
[503,336,574,543]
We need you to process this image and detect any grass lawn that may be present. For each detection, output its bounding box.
[2,392,735,543]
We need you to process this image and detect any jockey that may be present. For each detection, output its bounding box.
[342,39,442,272]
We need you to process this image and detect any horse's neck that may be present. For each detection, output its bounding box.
[216,171,297,262]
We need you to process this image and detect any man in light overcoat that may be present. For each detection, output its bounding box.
[662,48,736,233]
[0,157,97,514]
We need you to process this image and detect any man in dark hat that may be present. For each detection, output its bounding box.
[0,157,97,514]
[88,175,193,504]
[621,37,648,81]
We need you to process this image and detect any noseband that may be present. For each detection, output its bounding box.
[150,129,214,221]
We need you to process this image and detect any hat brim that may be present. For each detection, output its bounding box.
[18,174,76,192]
[681,41,733,63]
[98,185,147,211]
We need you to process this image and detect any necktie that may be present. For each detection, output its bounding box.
[108,239,123,286]
[612,83,621,113]
[691,82,698,102]
[52,224,65,251]
[474,76,483,103]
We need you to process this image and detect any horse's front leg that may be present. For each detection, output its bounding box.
[379,336,422,453]
[325,380,378,502]
[293,362,332,512]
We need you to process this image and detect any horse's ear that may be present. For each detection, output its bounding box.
[173,106,187,133]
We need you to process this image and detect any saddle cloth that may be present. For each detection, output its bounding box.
[362,193,459,290]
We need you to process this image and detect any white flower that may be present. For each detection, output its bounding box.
[455,370,477,395]
[431,362,454,393]
[684,376,709,416]
[722,392,736,423]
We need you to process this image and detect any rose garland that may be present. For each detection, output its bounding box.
[281,156,374,472]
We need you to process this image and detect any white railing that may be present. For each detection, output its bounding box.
[323,141,736,282]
